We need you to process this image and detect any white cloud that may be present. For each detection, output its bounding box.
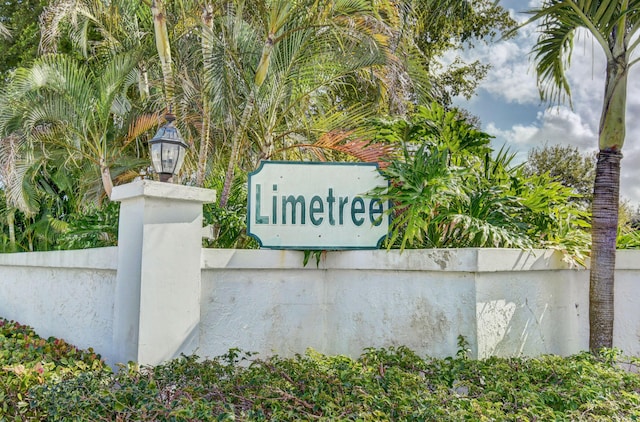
[535,107,596,149]
[481,42,540,105]
[486,106,596,151]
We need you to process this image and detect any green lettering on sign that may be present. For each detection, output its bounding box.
[310,196,324,225]
[369,198,384,226]
[327,188,336,226]
[282,195,306,224]
[339,196,349,225]
[255,184,268,224]
[351,197,365,226]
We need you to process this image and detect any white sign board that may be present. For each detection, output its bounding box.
[247,161,389,249]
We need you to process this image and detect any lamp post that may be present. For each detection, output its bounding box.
[149,112,188,182]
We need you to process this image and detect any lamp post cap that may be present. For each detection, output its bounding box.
[164,112,176,123]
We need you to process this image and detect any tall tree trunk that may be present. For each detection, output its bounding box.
[589,148,621,351]
[589,49,627,351]
[196,4,214,187]
[152,0,174,105]
[219,89,257,208]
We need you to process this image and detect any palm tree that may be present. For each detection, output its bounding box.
[198,0,393,208]
[0,52,155,203]
[525,0,640,351]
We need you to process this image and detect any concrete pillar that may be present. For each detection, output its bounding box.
[110,180,216,366]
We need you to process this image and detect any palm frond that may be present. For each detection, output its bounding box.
[6,157,44,216]
[526,0,640,104]
[294,130,393,165]
[39,0,92,54]
[528,3,579,105]
[98,53,140,119]
[124,112,162,148]
[0,22,11,40]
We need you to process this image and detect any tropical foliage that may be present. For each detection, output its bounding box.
[3,319,640,421]
[0,52,152,201]
[370,104,591,263]
[524,0,640,350]
[524,144,640,250]
[0,0,521,252]
[405,0,516,106]
[0,0,46,81]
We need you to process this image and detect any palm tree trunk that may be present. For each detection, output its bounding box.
[589,50,627,352]
[7,209,16,252]
[100,159,114,199]
[589,148,622,351]
[139,63,150,99]
[219,89,257,208]
[152,0,174,105]
[196,4,214,187]
[196,103,211,187]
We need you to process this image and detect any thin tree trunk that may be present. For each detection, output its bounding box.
[196,4,214,187]
[219,89,257,208]
[589,148,621,351]
[139,63,150,99]
[7,209,16,252]
[196,104,211,187]
[152,0,174,105]
[100,158,113,199]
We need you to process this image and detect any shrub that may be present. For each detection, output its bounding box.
[0,318,109,420]
[3,319,640,420]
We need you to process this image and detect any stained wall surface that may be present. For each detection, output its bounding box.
[2,247,638,366]
[199,249,607,360]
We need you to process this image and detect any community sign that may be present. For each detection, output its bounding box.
[247,161,389,249]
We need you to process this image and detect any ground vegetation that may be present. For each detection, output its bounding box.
[2,318,640,421]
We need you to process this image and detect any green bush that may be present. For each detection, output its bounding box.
[369,104,592,264]
[0,318,109,420]
[3,319,640,420]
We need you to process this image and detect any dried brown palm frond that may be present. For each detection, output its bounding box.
[287,129,394,168]
[0,134,21,188]
[123,112,162,149]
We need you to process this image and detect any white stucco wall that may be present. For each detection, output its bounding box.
[613,251,640,353]
[199,248,636,360]
[200,249,479,359]
[1,247,639,365]
[0,247,117,357]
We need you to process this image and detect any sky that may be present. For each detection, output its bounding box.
[452,0,640,207]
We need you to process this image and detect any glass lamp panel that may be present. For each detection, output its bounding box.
[161,143,181,174]
[150,143,164,173]
[174,147,186,176]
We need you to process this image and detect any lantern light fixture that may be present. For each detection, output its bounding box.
[149,111,188,182]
